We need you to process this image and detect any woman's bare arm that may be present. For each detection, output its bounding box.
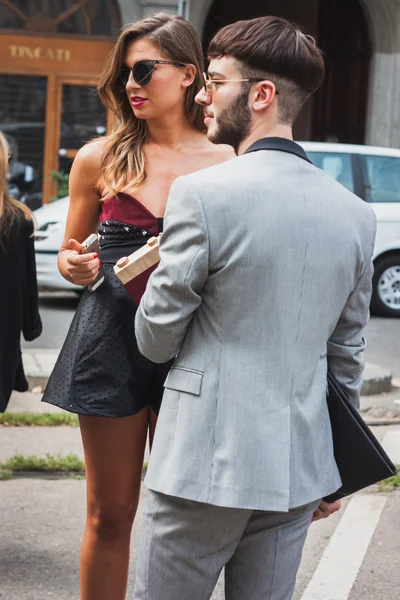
[58,140,105,285]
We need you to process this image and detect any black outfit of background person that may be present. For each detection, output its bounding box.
[0,212,42,412]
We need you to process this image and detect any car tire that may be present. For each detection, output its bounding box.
[371,255,400,318]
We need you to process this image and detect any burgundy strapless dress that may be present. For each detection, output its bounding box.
[42,194,172,417]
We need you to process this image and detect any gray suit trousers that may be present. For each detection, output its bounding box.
[133,491,320,600]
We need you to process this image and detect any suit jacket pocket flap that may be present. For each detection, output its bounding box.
[164,367,203,396]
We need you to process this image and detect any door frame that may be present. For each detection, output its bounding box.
[47,75,105,202]
[0,33,114,203]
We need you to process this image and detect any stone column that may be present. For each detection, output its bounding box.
[140,0,179,17]
[189,0,213,35]
[118,0,142,22]
[360,0,400,147]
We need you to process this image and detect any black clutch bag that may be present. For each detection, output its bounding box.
[324,372,397,503]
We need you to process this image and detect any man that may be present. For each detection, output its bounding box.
[133,16,377,600]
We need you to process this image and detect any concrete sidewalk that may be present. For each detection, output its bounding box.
[2,390,152,466]
[4,388,400,464]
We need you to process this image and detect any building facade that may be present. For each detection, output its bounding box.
[1,0,399,205]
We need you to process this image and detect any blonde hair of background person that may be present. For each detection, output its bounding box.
[40,12,233,600]
[0,131,33,244]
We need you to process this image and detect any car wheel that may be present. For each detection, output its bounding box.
[371,255,400,317]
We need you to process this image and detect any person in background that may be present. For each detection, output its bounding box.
[0,130,42,412]
[41,13,233,600]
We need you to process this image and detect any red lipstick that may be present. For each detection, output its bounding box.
[131,96,147,107]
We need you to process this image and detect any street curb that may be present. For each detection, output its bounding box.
[362,364,393,396]
[365,420,400,427]
[1,470,86,480]
[23,349,59,392]
[0,468,148,481]
[27,375,49,390]
[23,353,393,396]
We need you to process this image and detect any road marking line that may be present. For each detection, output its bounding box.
[300,494,386,600]
[381,430,400,464]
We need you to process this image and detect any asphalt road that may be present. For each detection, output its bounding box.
[22,292,400,379]
[363,316,400,379]
[1,478,399,600]
[22,291,80,350]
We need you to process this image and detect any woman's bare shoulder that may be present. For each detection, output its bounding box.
[69,138,110,198]
[71,138,109,193]
[74,137,108,167]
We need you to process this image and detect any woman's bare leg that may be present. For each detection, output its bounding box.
[79,409,148,600]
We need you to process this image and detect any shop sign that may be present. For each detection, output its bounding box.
[0,34,113,75]
[9,45,71,62]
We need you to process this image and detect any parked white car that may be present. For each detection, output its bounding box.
[33,196,80,292]
[34,143,400,317]
[301,142,400,318]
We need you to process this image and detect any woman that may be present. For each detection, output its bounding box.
[0,131,42,412]
[42,13,233,600]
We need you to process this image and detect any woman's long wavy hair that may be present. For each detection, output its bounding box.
[98,12,205,195]
[0,131,33,247]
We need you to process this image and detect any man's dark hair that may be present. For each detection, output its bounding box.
[208,16,325,123]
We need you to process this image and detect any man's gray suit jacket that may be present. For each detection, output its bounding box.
[134,144,377,512]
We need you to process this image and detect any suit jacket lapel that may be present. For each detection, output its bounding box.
[244,137,313,164]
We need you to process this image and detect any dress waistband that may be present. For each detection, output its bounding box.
[98,219,159,264]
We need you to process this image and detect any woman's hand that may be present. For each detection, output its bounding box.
[65,238,101,287]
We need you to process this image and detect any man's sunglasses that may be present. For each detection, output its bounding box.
[119,59,187,88]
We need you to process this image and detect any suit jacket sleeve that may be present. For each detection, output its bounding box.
[327,218,377,409]
[22,220,42,342]
[135,177,209,363]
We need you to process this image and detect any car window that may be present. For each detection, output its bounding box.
[364,155,400,203]
[307,152,354,193]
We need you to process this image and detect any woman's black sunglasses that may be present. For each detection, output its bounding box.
[118,59,187,88]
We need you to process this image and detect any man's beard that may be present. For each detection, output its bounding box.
[208,88,251,154]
